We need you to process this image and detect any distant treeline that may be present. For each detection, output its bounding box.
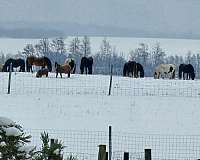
[0,37,200,78]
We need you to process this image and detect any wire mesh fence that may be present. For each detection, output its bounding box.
[25,128,200,160]
[0,72,200,98]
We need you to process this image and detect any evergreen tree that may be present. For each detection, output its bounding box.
[0,117,35,160]
[33,132,64,160]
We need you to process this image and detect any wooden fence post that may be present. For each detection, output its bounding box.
[108,65,113,96]
[109,126,112,160]
[145,149,151,160]
[124,152,129,160]
[7,63,12,94]
[98,144,106,160]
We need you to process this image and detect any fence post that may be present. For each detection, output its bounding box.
[124,152,129,160]
[98,144,106,160]
[145,149,151,160]
[7,63,12,94]
[108,65,113,96]
[106,152,108,160]
[109,126,112,160]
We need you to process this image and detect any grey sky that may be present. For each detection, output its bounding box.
[0,0,200,36]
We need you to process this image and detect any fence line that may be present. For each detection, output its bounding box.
[25,128,200,160]
[0,72,200,98]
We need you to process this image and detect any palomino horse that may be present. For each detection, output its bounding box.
[154,64,176,79]
[65,58,76,74]
[26,56,52,72]
[179,64,195,80]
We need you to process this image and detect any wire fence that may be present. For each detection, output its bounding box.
[0,72,200,98]
[25,128,200,160]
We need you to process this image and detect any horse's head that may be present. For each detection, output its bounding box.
[154,72,158,79]
[55,62,58,69]
[191,72,195,80]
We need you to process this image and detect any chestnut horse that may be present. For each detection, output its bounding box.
[26,56,52,72]
[55,62,71,78]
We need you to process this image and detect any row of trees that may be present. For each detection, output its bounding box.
[129,43,200,77]
[0,37,200,77]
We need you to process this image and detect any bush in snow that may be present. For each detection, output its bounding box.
[33,131,64,160]
[0,117,35,160]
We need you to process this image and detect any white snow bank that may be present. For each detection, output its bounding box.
[3,126,21,136]
[0,117,15,126]
[0,142,6,147]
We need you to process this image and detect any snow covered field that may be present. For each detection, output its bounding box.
[1,72,200,159]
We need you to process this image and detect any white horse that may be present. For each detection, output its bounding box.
[154,64,176,79]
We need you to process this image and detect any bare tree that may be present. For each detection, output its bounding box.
[23,44,35,57]
[152,43,166,66]
[81,36,91,57]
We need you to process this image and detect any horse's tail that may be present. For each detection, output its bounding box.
[80,57,85,74]
[189,64,195,80]
[178,64,183,79]
[172,68,176,79]
[26,58,30,72]
[123,63,127,76]
[44,57,52,72]
[72,63,76,74]
[139,65,144,78]
[21,59,26,72]
[55,62,58,69]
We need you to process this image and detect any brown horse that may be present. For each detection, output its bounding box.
[55,62,71,78]
[26,56,52,72]
[36,68,49,78]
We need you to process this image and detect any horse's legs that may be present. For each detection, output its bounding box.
[158,72,160,79]
[60,73,62,78]
[30,66,33,73]
[85,67,88,75]
[68,72,70,78]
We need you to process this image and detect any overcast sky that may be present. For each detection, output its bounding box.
[0,0,200,34]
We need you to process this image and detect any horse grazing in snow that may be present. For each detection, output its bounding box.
[26,56,52,72]
[36,68,49,78]
[154,64,176,79]
[80,57,93,74]
[123,61,144,78]
[2,58,25,72]
[179,64,195,80]
[64,58,76,74]
[55,62,71,78]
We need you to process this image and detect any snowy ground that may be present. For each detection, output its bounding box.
[0,72,200,159]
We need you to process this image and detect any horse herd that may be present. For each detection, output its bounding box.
[123,60,195,80]
[0,56,93,78]
[0,56,196,80]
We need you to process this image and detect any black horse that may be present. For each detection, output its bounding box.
[123,61,137,77]
[123,61,144,78]
[179,64,195,80]
[2,58,25,72]
[136,63,144,78]
[80,57,93,74]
